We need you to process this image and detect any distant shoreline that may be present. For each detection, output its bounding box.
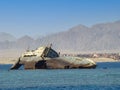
[0,57,17,64]
[0,49,120,64]
[0,57,119,65]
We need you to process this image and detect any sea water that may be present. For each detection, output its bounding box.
[0,62,120,90]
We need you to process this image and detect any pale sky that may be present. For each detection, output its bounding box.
[0,0,120,37]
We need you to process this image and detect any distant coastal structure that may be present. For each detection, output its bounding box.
[61,53,120,61]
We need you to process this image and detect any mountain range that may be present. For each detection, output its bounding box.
[0,20,120,53]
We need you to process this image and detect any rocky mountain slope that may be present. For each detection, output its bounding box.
[0,21,120,53]
[0,32,16,42]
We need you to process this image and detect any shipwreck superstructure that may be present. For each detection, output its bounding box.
[10,45,96,70]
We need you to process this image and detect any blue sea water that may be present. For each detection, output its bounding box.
[0,62,120,90]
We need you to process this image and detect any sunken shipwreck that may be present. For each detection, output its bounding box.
[10,44,96,70]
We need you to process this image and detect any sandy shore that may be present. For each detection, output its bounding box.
[0,49,24,64]
[0,57,119,64]
[0,49,119,64]
[90,58,119,62]
[0,57,18,64]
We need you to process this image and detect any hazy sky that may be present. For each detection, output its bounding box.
[0,0,120,37]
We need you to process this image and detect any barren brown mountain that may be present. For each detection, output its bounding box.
[0,21,120,53]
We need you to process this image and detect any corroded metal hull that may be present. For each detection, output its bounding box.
[10,45,96,70]
[10,56,96,70]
